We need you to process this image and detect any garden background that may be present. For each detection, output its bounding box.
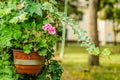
[56,0,120,80]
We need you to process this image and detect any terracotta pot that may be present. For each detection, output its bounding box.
[13,49,45,74]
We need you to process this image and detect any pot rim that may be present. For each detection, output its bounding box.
[12,49,36,53]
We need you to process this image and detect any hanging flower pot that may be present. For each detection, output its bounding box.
[13,49,45,74]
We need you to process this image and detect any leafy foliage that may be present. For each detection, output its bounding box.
[0,50,19,80]
[0,0,63,80]
[98,0,120,22]
[0,0,58,55]
[37,60,63,80]
[98,0,120,40]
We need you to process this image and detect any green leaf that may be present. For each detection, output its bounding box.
[38,49,47,56]
[4,54,11,60]
[37,74,50,80]
[85,36,90,42]
[88,42,95,50]
[73,28,79,34]
[0,75,14,80]
[39,40,48,48]
[50,0,57,5]
[73,21,79,25]
[102,48,111,55]
[92,47,100,55]
[9,17,19,24]
[42,2,54,12]
[13,30,22,40]
[25,2,42,17]
[43,18,54,24]
[0,60,2,66]
[0,8,11,18]
[35,3,42,16]
[0,9,6,18]
[13,42,21,48]
[3,61,11,66]
[23,44,33,54]
[3,68,12,75]
[18,12,28,22]
[31,21,36,29]
[0,33,12,48]
[79,29,87,36]
[9,12,27,24]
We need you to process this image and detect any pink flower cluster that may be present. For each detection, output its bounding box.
[42,24,56,35]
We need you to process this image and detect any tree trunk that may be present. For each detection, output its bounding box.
[88,0,99,66]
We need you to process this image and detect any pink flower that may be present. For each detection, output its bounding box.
[42,24,52,30]
[48,27,56,35]
[42,23,56,35]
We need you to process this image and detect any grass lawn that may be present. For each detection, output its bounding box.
[56,44,120,80]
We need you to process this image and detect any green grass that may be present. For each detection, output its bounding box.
[57,44,120,54]
[56,45,120,80]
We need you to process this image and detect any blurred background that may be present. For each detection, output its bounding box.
[55,0,120,80]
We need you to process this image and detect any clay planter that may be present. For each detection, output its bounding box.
[13,50,45,74]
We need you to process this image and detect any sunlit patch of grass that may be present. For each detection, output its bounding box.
[57,44,120,80]
[89,65,120,80]
[100,54,120,64]
[61,53,120,80]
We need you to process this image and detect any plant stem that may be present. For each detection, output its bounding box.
[60,0,68,59]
